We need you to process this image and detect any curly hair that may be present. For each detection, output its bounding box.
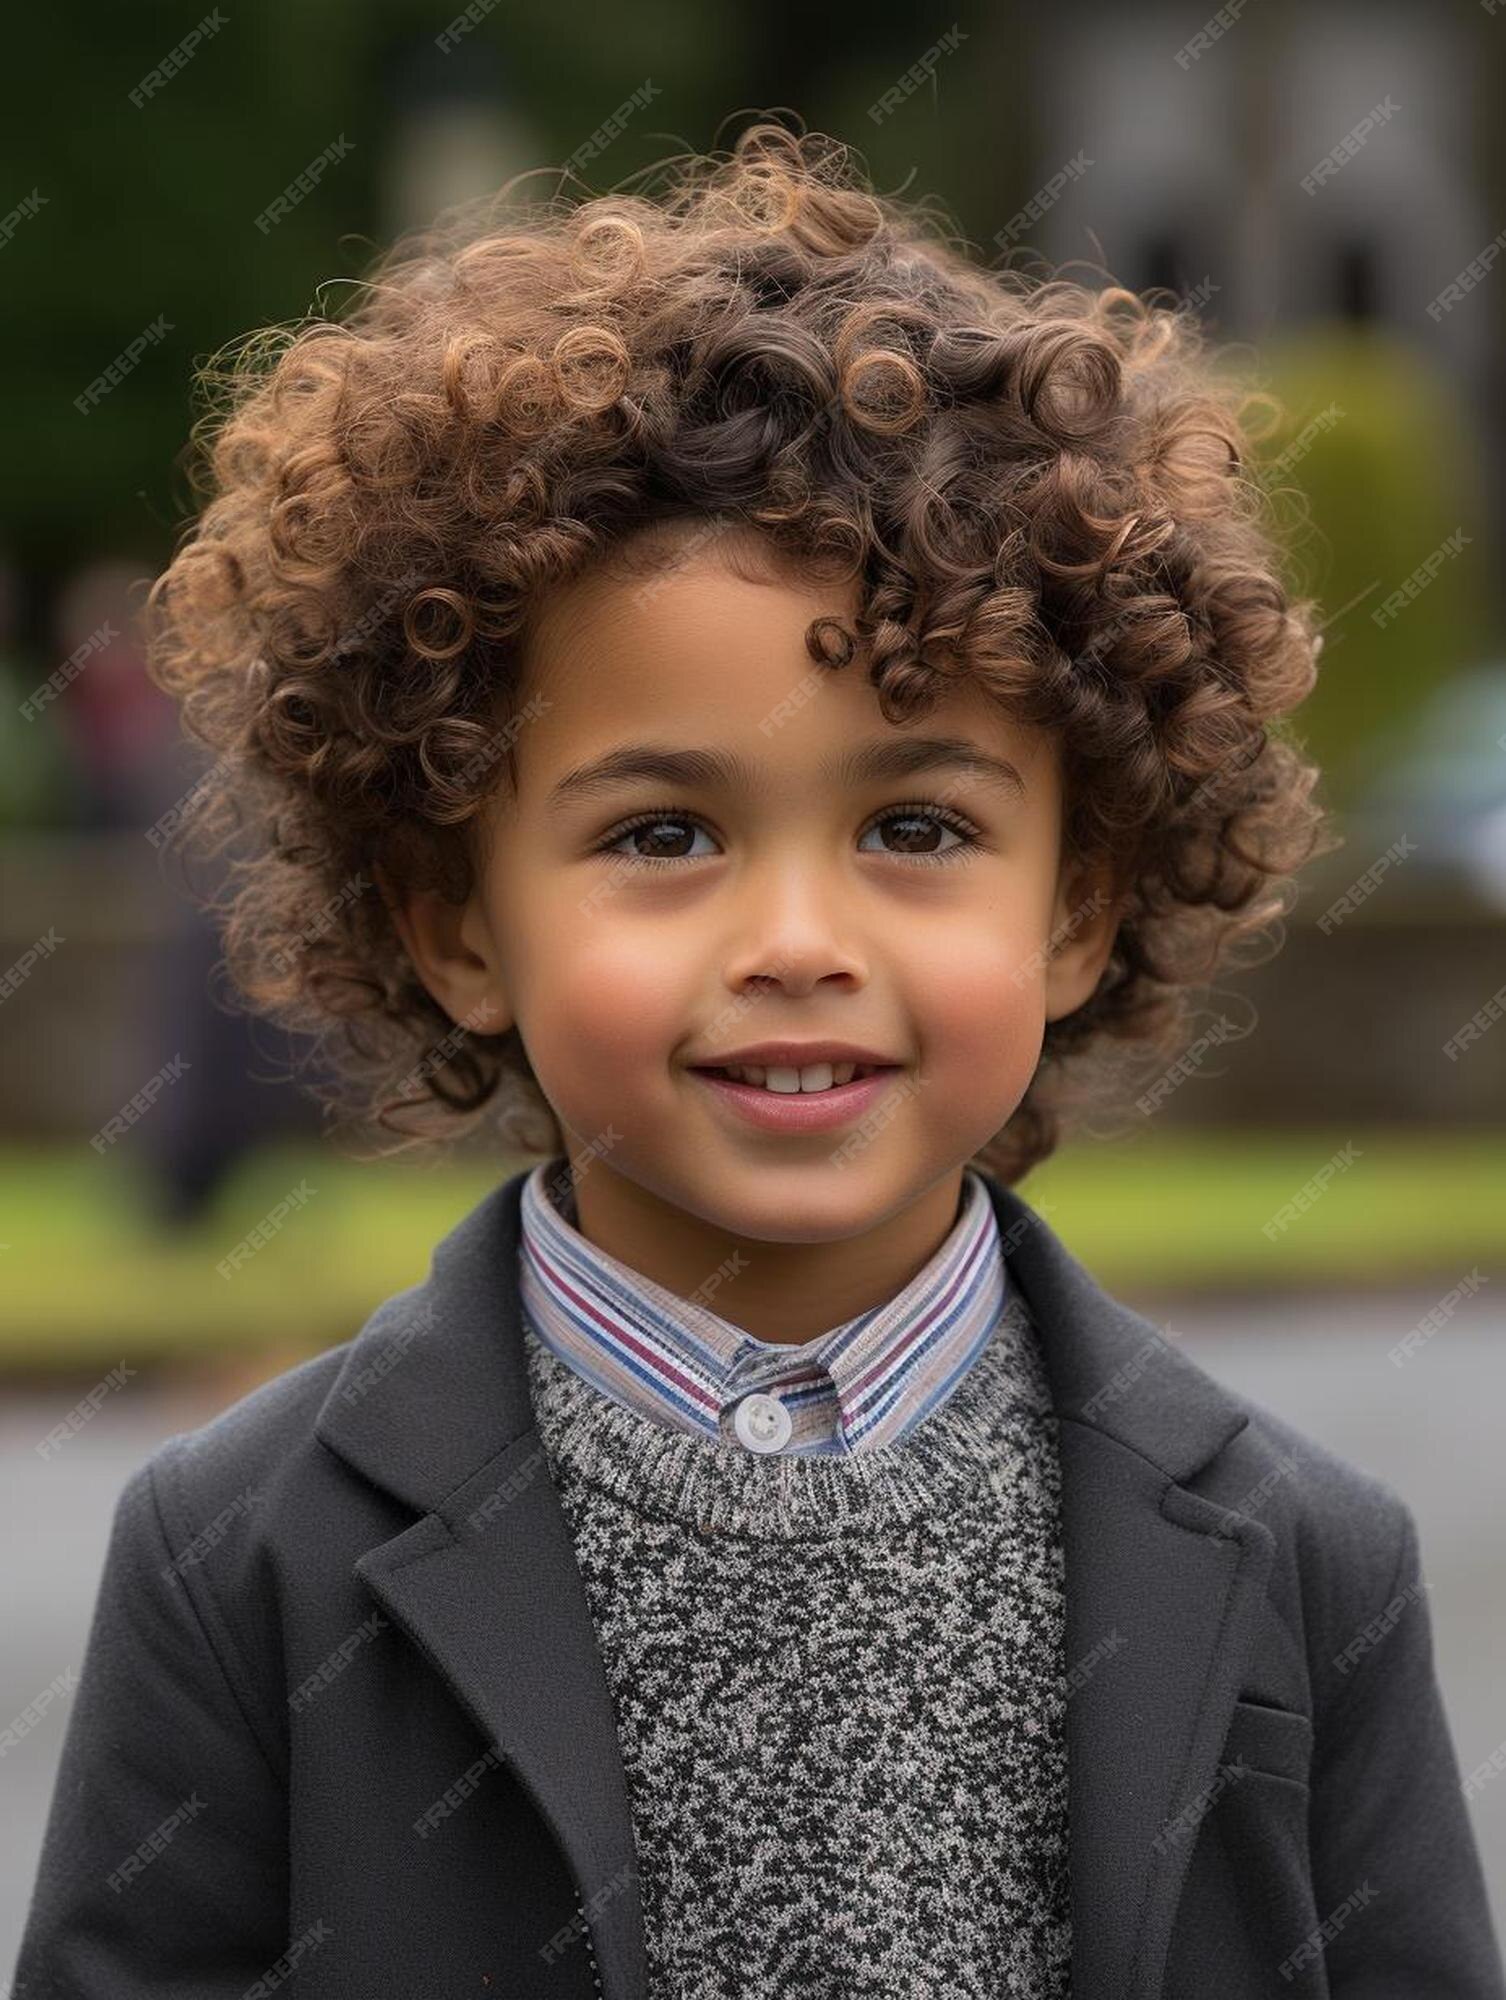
[144,119,1336,1184]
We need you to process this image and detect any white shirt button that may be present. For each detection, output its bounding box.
[731,1391,793,1454]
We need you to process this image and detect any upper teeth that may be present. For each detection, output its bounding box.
[716,1062,877,1092]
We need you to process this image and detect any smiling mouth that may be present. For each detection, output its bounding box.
[692,1062,900,1095]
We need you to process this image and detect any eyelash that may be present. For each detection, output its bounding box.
[593,799,986,871]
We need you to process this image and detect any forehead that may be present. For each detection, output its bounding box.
[511,521,1053,794]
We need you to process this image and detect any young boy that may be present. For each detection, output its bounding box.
[15,124,1504,1999]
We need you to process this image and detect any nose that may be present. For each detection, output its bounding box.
[717,853,868,998]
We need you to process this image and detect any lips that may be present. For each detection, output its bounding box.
[696,1061,893,1091]
[687,1042,898,1070]
[690,1063,902,1134]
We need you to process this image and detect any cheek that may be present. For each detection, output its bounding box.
[908,925,1047,1088]
[513,929,689,1089]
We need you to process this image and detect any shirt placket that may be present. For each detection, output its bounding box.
[717,1342,840,1455]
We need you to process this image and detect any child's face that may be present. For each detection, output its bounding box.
[395,524,1118,1247]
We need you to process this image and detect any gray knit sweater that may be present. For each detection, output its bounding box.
[523,1282,1073,1998]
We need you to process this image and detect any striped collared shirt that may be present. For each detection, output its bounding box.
[516,1158,1008,1456]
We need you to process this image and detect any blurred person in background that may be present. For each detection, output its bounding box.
[45,559,325,1226]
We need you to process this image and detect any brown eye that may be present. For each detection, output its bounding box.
[858,805,982,865]
[601,813,715,865]
[594,800,984,871]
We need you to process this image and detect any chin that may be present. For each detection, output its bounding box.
[687,1172,898,1242]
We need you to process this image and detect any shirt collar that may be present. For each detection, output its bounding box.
[516,1157,1006,1454]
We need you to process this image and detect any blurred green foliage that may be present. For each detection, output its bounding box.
[2,2,379,569]
[4,1129,1504,1369]
[0,2,1498,804]
[1253,325,1494,810]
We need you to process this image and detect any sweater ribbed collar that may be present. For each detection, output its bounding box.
[523,1285,1056,1540]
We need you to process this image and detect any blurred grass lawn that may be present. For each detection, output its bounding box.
[2,1130,1502,1372]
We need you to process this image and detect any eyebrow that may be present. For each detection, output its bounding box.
[545,734,1028,814]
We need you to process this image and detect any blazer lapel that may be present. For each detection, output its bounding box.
[990,1182,1278,2000]
[315,1179,649,2000]
[316,1166,1276,2000]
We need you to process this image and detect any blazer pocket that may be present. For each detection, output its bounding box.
[1221,1696,1313,1789]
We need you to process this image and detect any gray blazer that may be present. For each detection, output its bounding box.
[14,1167,1505,1998]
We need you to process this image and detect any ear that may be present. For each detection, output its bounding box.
[372,860,513,1038]
[1042,856,1123,1024]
